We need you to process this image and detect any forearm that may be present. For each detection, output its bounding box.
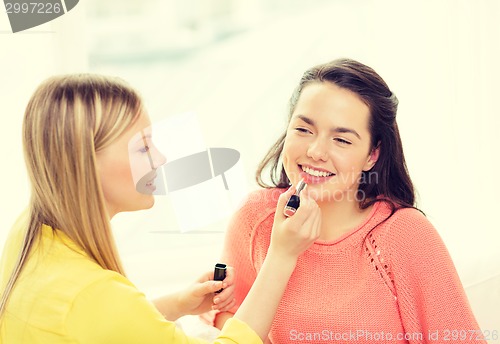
[152,292,183,321]
[215,311,234,330]
[153,273,228,322]
[233,251,297,340]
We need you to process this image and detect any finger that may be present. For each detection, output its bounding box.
[222,265,234,285]
[295,194,321,235]
[289,193,316,225]
[303,204,321,242]
[213,283,234,301]
[193,280,225,297]
[213,293,235,310]
[212,284,234,308]
[298,211,318,237]
[214,297,234,311]
[275,186,296,215]
[197,270,215,283]
[312,206,322,239]
[299,192,319,216]
[212,285,235,309]
[214,297,236,312]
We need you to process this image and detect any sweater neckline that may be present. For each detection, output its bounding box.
[311,200,385,248]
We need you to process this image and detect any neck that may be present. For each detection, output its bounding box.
[316,193,372,241]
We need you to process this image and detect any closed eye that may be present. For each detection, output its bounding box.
[139,145,150,153]
[295,127,312,134]
[334,138,352,145]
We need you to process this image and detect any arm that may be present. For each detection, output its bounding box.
[66,274,208,344]
[230,188,321,339]
[215,253,297,340]
[213,190,276,330]
[387,209,486,344]
[153,269,235,321]
[214,311,234,329]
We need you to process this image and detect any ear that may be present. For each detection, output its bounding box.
[363,144,380,171]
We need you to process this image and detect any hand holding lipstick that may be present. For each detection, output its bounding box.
[232,186,321,338]
[166,266,236,319]
[270,184,322,261]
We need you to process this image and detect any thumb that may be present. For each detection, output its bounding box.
[192,280,224,297]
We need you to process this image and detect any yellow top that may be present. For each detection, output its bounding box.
[0,218,260,344]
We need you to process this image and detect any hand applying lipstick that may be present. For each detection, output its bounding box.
[283,179,307,217]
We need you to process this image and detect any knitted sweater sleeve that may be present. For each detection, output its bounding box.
[384,208,486,343]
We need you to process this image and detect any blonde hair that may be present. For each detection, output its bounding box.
[0,74,143,316]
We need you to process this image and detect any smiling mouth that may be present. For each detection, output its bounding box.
[300,165,335,178]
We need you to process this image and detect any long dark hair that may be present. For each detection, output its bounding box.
[256,58,416,212]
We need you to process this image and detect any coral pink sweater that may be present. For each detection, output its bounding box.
[216,188,485,343]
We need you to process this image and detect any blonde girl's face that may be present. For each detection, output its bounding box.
[96,112,166,218]
[282,82,379,204]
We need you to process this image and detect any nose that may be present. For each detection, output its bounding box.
[151,146,167,170]
[307,137,328,161]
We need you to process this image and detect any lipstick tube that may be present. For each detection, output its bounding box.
[214,263,227,293]
[283,179,307,217]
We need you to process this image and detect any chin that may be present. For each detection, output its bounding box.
[143,196,155,209]
[305,186,347,203]
[133,196,155,211]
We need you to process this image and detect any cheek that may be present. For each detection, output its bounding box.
[282,135,302,160]
[100,158,134,195]
[111,154,135,181]
[335,149,369,173]
[282,137,297,170]
[129,154,153,185]
[330,156,368,190]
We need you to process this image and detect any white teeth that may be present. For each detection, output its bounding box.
[302,166,334,177]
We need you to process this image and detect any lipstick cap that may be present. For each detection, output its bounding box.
[214,263,227,281]
[214,263,227,293]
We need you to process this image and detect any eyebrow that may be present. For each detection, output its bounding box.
[296,115,361,140]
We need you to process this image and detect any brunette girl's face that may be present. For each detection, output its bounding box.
[96,112,166,217]
[282,82,379,204]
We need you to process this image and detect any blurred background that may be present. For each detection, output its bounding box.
[1,0,499,339]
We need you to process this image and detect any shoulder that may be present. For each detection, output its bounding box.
[372,204,446,258]
[372,203,434,236]
[25,226,133,308]
[73,272,142,305]
[388,207,436,240]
